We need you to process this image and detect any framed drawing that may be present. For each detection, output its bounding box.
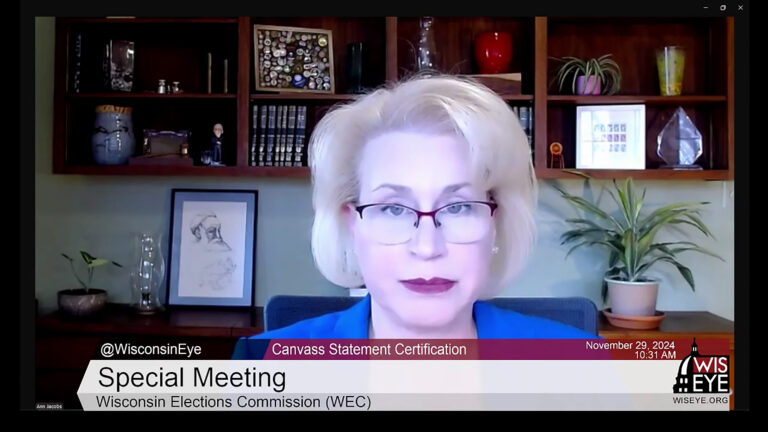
[253,24,335,94]
[576,104,646,170]
[167,189,258,308]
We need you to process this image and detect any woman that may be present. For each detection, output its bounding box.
[233,75,593,356]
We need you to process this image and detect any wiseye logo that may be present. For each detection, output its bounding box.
[673,338,729,394]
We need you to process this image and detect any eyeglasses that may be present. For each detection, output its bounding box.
[354,201,498,245]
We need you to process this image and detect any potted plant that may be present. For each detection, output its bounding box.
[550,54,621,95]
[555,178,722,324]
[59,251,122,317]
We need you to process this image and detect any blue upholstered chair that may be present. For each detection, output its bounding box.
[264,295,599,336]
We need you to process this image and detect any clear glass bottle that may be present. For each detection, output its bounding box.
[131,232,165,314]
[416,17,439,73]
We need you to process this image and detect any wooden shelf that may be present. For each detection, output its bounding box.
[57,165,311,178]
[37,303,263,337]
[598,310,735,411]
[54,17,734,180]
[250,93,359,101]
[535,168,730,180]
[67,93,237,99]
[502,95,534,101]
[36,303,263,409]
[547,95,727,105]
[249,93,533,102]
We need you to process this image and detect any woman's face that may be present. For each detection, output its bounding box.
[348,131,496,331]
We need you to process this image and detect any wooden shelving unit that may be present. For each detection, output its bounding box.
[53,16,734,180]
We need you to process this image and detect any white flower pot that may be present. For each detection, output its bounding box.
[605,278,659,317]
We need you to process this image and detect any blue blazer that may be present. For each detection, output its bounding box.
[232,295,597,359]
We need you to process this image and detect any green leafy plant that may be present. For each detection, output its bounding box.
[550,54,622,95]
[61,251,122,292]
[555,178,723,301]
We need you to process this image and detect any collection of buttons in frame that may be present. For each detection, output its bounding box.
[255,27,334,93]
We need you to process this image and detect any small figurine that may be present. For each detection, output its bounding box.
[210,123,224,166]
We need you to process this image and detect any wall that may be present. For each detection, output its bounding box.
[35,17,735,319]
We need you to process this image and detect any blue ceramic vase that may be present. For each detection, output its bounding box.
[92,104,135,165]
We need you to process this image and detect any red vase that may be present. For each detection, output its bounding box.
[474,32,513,74]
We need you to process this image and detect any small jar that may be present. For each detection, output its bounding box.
[157,79,167,94]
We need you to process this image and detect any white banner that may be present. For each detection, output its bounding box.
[77,360,731,410]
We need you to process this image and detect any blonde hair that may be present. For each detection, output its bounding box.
[309,75,537,297]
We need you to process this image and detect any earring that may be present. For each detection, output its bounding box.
[492,246,499,255]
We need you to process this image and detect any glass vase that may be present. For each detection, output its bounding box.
[656,46,685,96]
[131,232,165,314]
[416,17,439,74]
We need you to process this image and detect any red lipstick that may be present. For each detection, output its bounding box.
[400,277,456,294]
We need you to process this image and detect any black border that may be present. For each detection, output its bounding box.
[166,188,258,310]
[733,2,751,412]
[21,0,752,414]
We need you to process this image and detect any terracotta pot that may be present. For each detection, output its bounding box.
[58,288,107,317]
[605,277,659,317]
[474,32,513,74]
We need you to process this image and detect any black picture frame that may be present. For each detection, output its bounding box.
[166,188,258,308]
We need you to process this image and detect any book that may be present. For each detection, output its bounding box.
[294,106,307,166]
[528,107,534,159]
[258,105,268,166]
[275,106,283,166]
[250,104,258,166]
[285,105,297,166]
[266,105,276,166]
[517,106,534,159]
[519,106,530,139]
[275,105,284,167]
[279,105,289,166]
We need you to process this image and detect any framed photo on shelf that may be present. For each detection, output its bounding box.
[167,189,258,308]
[253,24,335,94]
[576,104,646,170]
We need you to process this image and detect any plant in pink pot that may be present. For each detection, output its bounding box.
[556,178,722,328]
[551,54,621,95]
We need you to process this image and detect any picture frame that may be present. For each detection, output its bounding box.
[129,129,194,166]
[253,24,335,94]
[141,129,191,157]
[576,104,646,170]
[167,189,258,308]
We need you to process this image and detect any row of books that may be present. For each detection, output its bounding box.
[513,105,534,157]
[250,105,308,167]
[248,104,529,167]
